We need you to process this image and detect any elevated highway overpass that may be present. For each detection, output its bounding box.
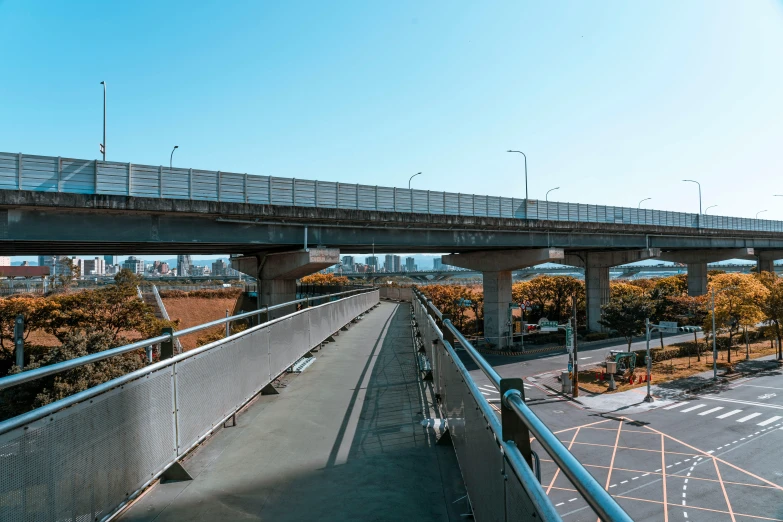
[3,151,783,338]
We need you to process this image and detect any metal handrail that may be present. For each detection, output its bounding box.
[0,289,378,436]
[0,287,374,392]
[413,287,632,521]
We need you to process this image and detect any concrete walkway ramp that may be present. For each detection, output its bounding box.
[120,302,464,522]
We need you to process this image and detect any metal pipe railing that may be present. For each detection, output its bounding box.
[413,287,632,522]
[0,287,374,393]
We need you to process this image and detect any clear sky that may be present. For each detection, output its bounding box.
[1,1,782,261]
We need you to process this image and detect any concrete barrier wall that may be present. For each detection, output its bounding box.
[380,287,412,301]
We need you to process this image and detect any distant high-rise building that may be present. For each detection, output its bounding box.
[384,254,394,273]
[38,255,72,277]
[341,255,355,273]
[104,255,117,266]
[392,255,401,272]
[159,262,170,275]
[365,256,378,271]
[433,258,443,270]
[123,256,144,275]
[79,257,105,276]
[405,257,415,272]
[0,256,10,266]
[177,255,193,277]
[212,259,229,276]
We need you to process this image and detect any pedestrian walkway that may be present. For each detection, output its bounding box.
[120,302,464,522]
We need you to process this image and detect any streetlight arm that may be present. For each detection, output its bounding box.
[408,172,422,190]
[507,150,528,201]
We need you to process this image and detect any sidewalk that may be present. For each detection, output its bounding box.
[120,302,464,522]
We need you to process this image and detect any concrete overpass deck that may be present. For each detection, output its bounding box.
[119,301,464,522]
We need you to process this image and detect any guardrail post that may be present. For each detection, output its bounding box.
[441,314,455,346]
[500,378,533,467]
[14,314,24,369]
[161,327,175,360]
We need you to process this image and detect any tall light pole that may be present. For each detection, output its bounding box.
[507,150,528,201]
[757,210,768,219]
[545,187,560,202]
[100,81,106,160]
[682,179,702,214]
[408,172,422,190]
[705,205,718,214]
[638,197,651,209]
[170,145,179,168]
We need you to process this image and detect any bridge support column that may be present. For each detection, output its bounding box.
[756,251,783,274]
[687,263,708,296]
[442,248,564,349]
[658,248,756,296]
[563,249,661,332]
[231,248,340,320]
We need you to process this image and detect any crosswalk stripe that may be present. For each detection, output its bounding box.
[680,404,707,413]
[716,409,743,419]
[698,407,724,416]
[663,402,687,410]
[757,416,782,426]
[737,413,762,423]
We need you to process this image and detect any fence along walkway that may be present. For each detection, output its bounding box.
[0,290,379,522]
[120,301,464,522]
[2,151,782,232]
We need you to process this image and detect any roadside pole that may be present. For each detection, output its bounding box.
[571,294,579,398]
[644,318,653,402]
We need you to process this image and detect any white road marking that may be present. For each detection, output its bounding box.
[556,502,564,507]
[739,384,783,391]
[664,402,687,410]
[737,413,762,423]
[704,396,783,411]
[716,409,743,419]
[698,407,724,416]
[680,404,707,413]
[758,416,782,426]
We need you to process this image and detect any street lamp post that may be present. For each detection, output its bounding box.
[756,210,768,219]
[408,172,422,190]
[546,187,560,202]
[638,197,651,209]
[100,81,106,161]
[170,146,178,168]
[644,319,654,402]
[705,205,718,214]
[507,150,528,201]
[683,179,702,227]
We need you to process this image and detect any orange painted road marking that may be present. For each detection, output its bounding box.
[642,424,783,492]
[547,427,580,494]
[713,458,737,522]
[661,434,668,522]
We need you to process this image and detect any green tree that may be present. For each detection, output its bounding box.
[599,294,653,351]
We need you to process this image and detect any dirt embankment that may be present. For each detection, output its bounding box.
[162,297,239,351]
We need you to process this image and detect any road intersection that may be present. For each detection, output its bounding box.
[465,340,783,521]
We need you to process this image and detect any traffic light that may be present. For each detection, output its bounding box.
[678,326,703,333]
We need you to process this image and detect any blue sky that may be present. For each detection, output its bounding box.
[1,1,782,262]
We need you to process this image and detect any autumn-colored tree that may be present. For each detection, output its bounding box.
[669,294,709,362]
[299,273,350,285]
[599,294,653,351]
[706,273,768,365]
[512,276,584,324]
[756,272,783,360]
[610,282,646,299]
[0,296,59,350]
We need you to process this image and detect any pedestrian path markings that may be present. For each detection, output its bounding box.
[715,409,742,419]
[660,402,783,427]
[697,407,723,416]
[736,412,762,423]
[757,415,781,426]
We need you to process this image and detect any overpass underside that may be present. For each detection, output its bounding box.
[119,302,465,522]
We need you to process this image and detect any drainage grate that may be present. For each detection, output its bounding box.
[288,356,317,373]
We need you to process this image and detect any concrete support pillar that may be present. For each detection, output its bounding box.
[231,248,340,320]
[483,271,512,349]
[756,252,783,274]
[687,263,708,297]
[658,248,756,296]
[563,249,660,332]
[442,248,564,349]
[585,264,610,333]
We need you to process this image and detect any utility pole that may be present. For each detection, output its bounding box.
[571,294,579,398]
[100,81,106,160]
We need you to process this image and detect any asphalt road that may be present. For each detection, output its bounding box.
[464,336,783,522]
